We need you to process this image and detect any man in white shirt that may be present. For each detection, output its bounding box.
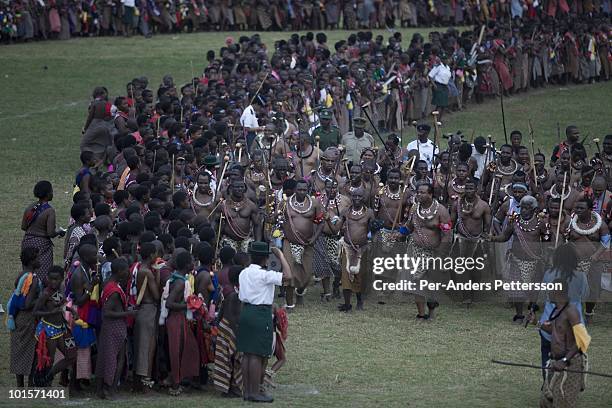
[406,124,438,171]
[121,0,136,36]
[240,101,264,150]
[471,136,494,180]
[428,55,452,118]
[236,242,291,403]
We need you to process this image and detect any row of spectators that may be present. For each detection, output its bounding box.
[1,0,611,42]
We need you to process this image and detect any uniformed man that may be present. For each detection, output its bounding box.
[312,109,340,151]
[341,117,375,166]
[237,241,291,403]
[406,124,437,171]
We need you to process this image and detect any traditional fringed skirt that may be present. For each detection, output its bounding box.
[339,238,368,293]
[213,318,242,394]
[22,234,53,283]
[81,118,114,160]
[166,311,200,385]
[256,6,272,30]
[541,354,586,408]
[313,234,340,279]
[372,229,405,282]
[282,241,313,289]
[400,240,441,300]
[95,318,127,387]
[221,236,252,254]
[10,310,37,376]
[505,254,538,301]
[134,303,158,377]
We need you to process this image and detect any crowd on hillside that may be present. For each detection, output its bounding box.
[1,0,611,42]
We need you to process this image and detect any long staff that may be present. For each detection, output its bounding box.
[555,172,567,248]
[500,82,508,144]
[171,155,175,195]
[215,155,231,195]
[249,71,270,107]
[528,120,538,190]
[360,101,396,163]
[491,359,612,378]
[391,156,416,231]
[431,111,441,192]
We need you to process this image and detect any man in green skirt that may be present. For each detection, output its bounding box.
[237,242,291,403]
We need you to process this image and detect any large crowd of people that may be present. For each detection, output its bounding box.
[6,21,612,406]
[1,0,612,41]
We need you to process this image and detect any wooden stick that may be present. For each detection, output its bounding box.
[528,120,538,190]
[216,156,230,195]
[152,149,157,172]
[431,112,441,191]
[343,158,351,180]
[483,136,492,171]
[332,146,346,180]
[236,143,243,163]
[500,83,508,144]
[488,176,497,207]
[315,135,320,168]
[555,172,567,248]
[136,275,148,305]
[491,359,612,378]
[215,213,224,254]
[206,198,225,219]
[392,156,416,230]
[249,71,270,107]
[171,155,175,195]
[191,60,197,98]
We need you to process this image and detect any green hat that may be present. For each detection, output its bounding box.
[248,241,271,256]
[320,109,332,120]
[203,155,220,167]
[354,117,367,128]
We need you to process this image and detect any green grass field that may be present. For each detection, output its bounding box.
[1,30,612,407]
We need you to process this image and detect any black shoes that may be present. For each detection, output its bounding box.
[338,303,352,312]
[245,393,274,403]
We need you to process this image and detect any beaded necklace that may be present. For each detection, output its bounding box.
[569,212,602,236]
[289,194,313,214]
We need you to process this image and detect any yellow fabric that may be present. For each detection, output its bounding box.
[74,319,89,329]
[325,94,333,108]
[187,274,195,296]
[90,283,100,302]
[572,324,591,353]
[117,167,131,191]
[588,39,596,61]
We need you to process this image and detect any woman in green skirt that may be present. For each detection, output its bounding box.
[428,55,452,118]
